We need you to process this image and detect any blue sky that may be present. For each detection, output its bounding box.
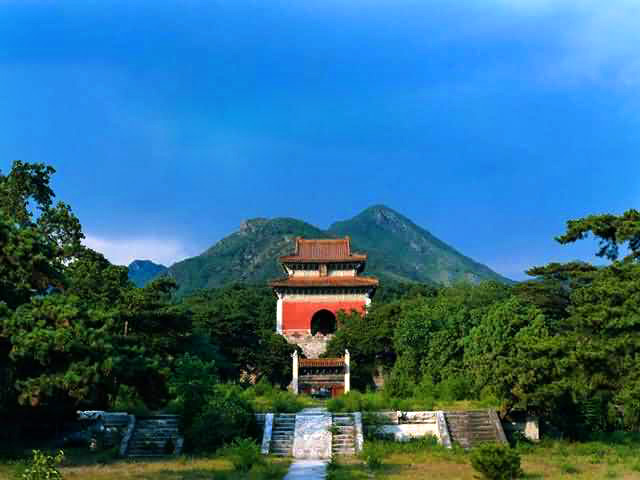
[1,0,639,279]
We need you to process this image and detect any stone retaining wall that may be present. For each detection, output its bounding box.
[366,411,442,442]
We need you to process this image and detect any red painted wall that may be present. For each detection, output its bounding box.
[282,301,366,331]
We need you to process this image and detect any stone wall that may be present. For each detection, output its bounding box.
[502,416,540,442]
[367,411,441,442]
[284,332,334,358]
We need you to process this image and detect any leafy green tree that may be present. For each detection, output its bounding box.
[464,297,564,413]
[512,279,570,320]
[0,161,83,273]
[555,209,640,262]
[514,209,640,432]
[564,262,640,430]
[325,301,404,388]
[393,282,511,386]
[184,285,294,385]
[168,353,218,427]
[6,293,118,408]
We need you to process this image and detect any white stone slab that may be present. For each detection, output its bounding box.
[292,413,332,459]
[284,460,328,480]
[379,423,439,441]
[399,411,437,424]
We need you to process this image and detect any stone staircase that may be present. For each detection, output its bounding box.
[444,410,507,449]
[332,414,356,456]
[126,415,182,457]
[102,413,131,447]
[270,414,296,456]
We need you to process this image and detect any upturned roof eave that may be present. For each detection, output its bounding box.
[279,254,368,263]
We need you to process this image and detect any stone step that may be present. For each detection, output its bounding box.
[135,422,179,426]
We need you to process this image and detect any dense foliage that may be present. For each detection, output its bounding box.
[20,449,64,480]
[326,208,640,436]
[0,161,292,451]
[3,160,640,452]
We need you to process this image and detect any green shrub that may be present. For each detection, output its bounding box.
[186,384,256,452]
[253,377,273,397]
[243,381,310,413]
[384,364,416,399]
[248,461,287,480]
[224,438,264,473]
[470,443,522,480]
[21,450,64,480]
[112,385,151,416]
[362,412,387,440]
[560,463,580,474]
[436,375,474,402]
[360,443,384,470]
[168,353,219,427]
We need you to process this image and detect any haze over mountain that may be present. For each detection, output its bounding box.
[128,205,510,295]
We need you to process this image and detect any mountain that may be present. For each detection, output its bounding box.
[127,260,168,287]
[328,205,509,285]
[166,218,331,296]
[128,205,511,294]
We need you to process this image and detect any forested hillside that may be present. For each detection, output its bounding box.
[131,206,510,295]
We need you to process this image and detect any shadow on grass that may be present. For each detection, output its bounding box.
[126,462,288,480]
[521,473,544,480]
[130,467,228,480]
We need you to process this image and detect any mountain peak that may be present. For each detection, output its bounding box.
[239,218,269,234]
[128,259,167,271]
[128,208,511,291]
[127,260,167,287]
[358,204,411,227]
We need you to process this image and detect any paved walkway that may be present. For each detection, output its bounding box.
[283,460,329,480]
[283,408,330,479]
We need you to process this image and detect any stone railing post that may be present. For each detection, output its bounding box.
[292,351,299,394]
[119,415,136,457]
[353,412,364,452]
[435,411,452,449]
[344,349,351,393]
[261,413,274,454]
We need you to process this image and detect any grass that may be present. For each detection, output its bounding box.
[327,434,640,480]
[241,380,320,413]
[326,390,498,413]
[0,449,290,480]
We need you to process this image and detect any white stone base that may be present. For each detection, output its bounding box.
[292,412,332,459]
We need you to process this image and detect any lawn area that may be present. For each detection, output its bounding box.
[329,436,640,480]
[326,390,499,413]
[0,450,290,480]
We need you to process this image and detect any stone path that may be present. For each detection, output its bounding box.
[283,408,331,480]
[283,460,329,480]
[292,408,332,459]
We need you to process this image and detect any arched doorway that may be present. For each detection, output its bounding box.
[311,309,337,336]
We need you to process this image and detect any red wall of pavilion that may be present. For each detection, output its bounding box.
[282,301,366,331]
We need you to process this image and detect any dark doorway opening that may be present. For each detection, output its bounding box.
[311,309,337,336]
